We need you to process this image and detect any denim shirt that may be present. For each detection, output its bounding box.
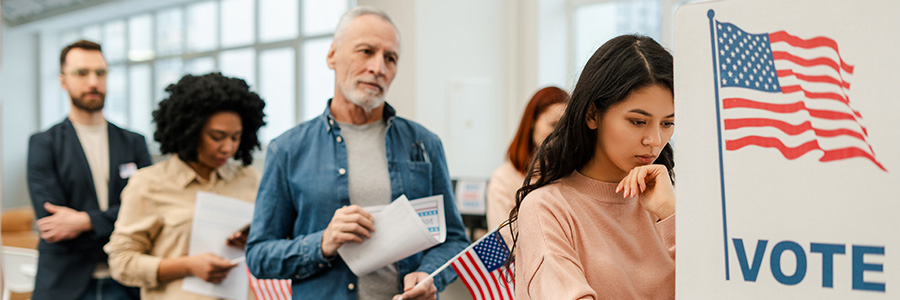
[246,100,470,299]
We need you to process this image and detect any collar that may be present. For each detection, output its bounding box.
[319,98,397,132]
[168,156,239,188]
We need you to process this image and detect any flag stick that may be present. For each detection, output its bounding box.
[410,225,506,290]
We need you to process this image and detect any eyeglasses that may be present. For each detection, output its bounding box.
[62,68,108,79]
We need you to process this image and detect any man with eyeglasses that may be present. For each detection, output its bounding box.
[27,40,149,300]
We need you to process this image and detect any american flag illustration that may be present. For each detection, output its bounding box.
[246,268,292,300]
[450,230,515,300]
[714,21,886,171]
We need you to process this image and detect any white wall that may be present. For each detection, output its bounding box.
[361,0,559,180]
[0,24,39,209]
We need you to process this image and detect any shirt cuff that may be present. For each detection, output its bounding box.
[140,255,164,288]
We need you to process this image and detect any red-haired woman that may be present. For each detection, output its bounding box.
[486,87,569,229]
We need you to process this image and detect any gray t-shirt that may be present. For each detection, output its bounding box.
[339,120,401,299]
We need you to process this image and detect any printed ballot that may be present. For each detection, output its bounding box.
[338,195,447,276]
[182,192,253,300]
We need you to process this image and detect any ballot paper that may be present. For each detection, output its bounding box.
[181,192,253,300]
[338,195,447,276]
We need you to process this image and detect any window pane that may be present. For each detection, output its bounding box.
[219,48,256,88]
[573,0,661,78]
[104,20,127,63]
[259,47,296,143]
[260,0,298,42]
[129,64,153,139]
[302,0,346,35]
[156,8,184,56]
[187,1,218,52]
[106,65,129,126]
[186,57,216,75]
[221,0,254,47]
[81,25,102,44]
[155,58,184,101]
[301,38,333,121]
[129,14,155,62]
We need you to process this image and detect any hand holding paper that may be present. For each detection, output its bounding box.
[321,205,376,257]
[186,253,238,284]
[337,195,447,276]
[181,192,254,299]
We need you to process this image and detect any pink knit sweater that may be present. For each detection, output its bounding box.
[515,171,675,299]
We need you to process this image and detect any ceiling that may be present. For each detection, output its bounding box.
[2,0,114,26]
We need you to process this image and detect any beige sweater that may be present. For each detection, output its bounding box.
[515,171,675,300]
[487,161,525,229]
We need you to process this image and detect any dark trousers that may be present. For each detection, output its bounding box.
[78,278,140,300]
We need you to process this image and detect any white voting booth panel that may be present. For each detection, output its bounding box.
[674,0,900,299]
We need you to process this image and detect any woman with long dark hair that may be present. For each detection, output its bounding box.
[508,35,676,299]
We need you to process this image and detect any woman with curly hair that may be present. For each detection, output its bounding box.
[508,35,676,299]
[105,72,266,299]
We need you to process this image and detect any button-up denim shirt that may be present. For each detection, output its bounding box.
[246,101,470,299]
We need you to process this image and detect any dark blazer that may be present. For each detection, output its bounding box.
[27,118,151,300]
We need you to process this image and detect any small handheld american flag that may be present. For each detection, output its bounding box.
[415,228,515,300]
[450,230,515,300]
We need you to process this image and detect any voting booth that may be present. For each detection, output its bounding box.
[674,0,900,298]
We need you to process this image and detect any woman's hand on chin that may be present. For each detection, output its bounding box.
[616,164,675,220]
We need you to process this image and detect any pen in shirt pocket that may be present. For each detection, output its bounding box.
[409,141,427,162]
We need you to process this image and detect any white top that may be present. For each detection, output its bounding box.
[72,121,111,278]
[72,122,110,211]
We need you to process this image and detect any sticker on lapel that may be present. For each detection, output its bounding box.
[119,162,138,179]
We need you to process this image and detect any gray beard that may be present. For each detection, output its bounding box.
[341,86,384,112]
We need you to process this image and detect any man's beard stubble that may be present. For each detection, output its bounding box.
[71,91,105,113]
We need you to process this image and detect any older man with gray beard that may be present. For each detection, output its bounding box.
[246,5,469,300]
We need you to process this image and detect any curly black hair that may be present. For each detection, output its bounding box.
[153,72,266,166]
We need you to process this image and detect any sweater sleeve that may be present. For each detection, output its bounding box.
[656,214,676,259]
[515,192,596,300]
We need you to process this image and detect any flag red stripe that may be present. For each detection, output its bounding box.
[498,270,515,299]
[247,269,263,300]
[772,51,845,75]
[820,147,887,171]
[466,256,490,300]
[726,136,822,159]
[466,252,495,300]
[780,85,849,104]
[270,278,286,300]
[283,280,292,297]
[776,69,850,89]
[768,31,854,73]
[727,136,888,172]
[486,264,505,300]
[722,98,864,122]
[725,136,885,171]
[452,257,485,299]
[457,255,487,300]
[724,118,866,141]
[262,279,277,300]
[450,262,478,299]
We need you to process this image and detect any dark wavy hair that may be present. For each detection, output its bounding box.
[507,87,569,173]
[504,34,674,266]
[153,72,266,166]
